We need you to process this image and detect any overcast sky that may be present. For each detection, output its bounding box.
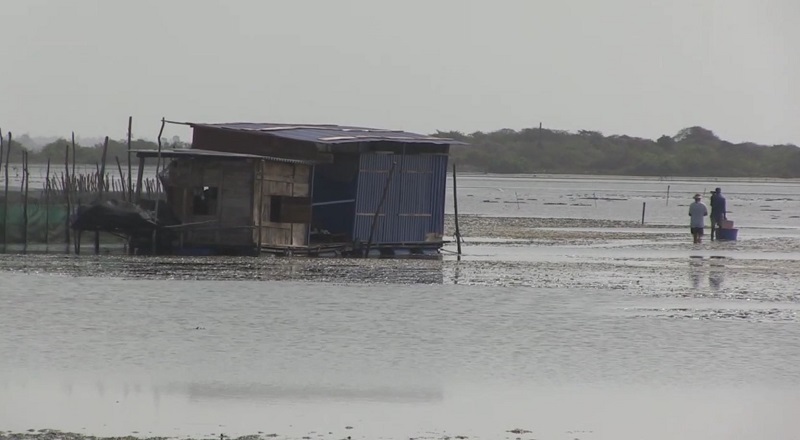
[1,0,798,145]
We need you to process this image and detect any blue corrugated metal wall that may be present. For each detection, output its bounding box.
[353,153,448,244]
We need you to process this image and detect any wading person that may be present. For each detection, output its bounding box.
[709,187,727,241]
[689,193,708,244]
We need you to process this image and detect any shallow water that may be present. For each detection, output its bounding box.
[447,174,800,230]
[2,174,800,440]
[2,256,800,440]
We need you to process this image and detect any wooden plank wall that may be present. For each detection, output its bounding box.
[254,161,311,247]
[165,159,256,247]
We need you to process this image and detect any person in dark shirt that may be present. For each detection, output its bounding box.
[710,187,727,241]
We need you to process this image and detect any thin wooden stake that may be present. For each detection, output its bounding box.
[0,129,5,253]
[641,202,646,225]
[666,185,671,206]
[152,117,165,254]
[452,162,462,256]
[127,116,133,202]
[95,136,109,255]
[45,157,51,248]
[65,144,71,254]
[3,132,11,252]
[71,132,76,181]
[22,151,29,253]
[117,156,127,200]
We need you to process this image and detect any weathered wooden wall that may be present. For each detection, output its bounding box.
[165,158,256,248]
[254,161,312,248]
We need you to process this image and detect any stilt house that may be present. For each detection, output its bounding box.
[135,122,463,256]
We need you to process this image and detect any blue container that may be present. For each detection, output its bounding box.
[716,228,738,241]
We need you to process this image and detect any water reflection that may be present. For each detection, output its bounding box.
[161,382,443,403]
[687,256,727,290]
[688,256,703,289]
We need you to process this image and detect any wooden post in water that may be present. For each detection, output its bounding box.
[45,157,51,248]
[64,144,71,254]
[152,118,165,255]
[71,132,76,180]
[666,185,671,206]
[0,128,4,253]
[95,136,109,255]
[22,151,29,253]
[0,126,3,173]
[127,116,133,202]
[452,162,462,256]
[641,202,646,225]
[116,156,126,201]
[3,132,11,253]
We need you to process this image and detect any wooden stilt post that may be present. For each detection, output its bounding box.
[0,126,4,178]
[666,185,671,206]
[641,202,646,225]
[116,156,126,201]
[256,162,264,256]
[3,132,11,253]
[0,129,5,253]
[65,144,71,254]
[22,151,29,253]
[127,117,133,202]
[95,136,109,255]
[152,118,165,255]
[135,156,145,202]
[45,157,51,248]
[452,162,462,256]
[71,132,76,180]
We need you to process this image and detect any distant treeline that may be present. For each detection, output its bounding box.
[4,125,800,178]
[440,126,800,178]
[0,137,186,166]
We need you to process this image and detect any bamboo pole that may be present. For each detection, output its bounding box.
[364,161,396,257]
[95,136,109,255]
[3,132,11,252]
[641,202,646,225]
[64,144,71,254]
[452,162,462,256]
[0,128,4,253]
[127,116,133,202]
[71,132,76,186]
[45,157,51,248]
[22,151,29,253]
[152,117,165,254]
[666,185,671,206]
[117,156,126,201]
[135,156,145,202]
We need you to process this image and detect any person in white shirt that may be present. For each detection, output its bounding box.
[688,193,708,244]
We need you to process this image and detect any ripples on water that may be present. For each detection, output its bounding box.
[1,251,800,439]
[3,173,800,440]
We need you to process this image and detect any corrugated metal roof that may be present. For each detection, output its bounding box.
[189,122,465,145]
[132,148,316,165]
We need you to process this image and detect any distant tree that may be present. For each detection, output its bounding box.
[656,135,675,148]
[674,126,719,144]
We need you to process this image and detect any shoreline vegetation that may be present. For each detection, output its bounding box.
[441,125,800,178]
[1,125,799,178]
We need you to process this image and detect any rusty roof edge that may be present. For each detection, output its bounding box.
[132,149,318,165]
[184,121,467,145]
